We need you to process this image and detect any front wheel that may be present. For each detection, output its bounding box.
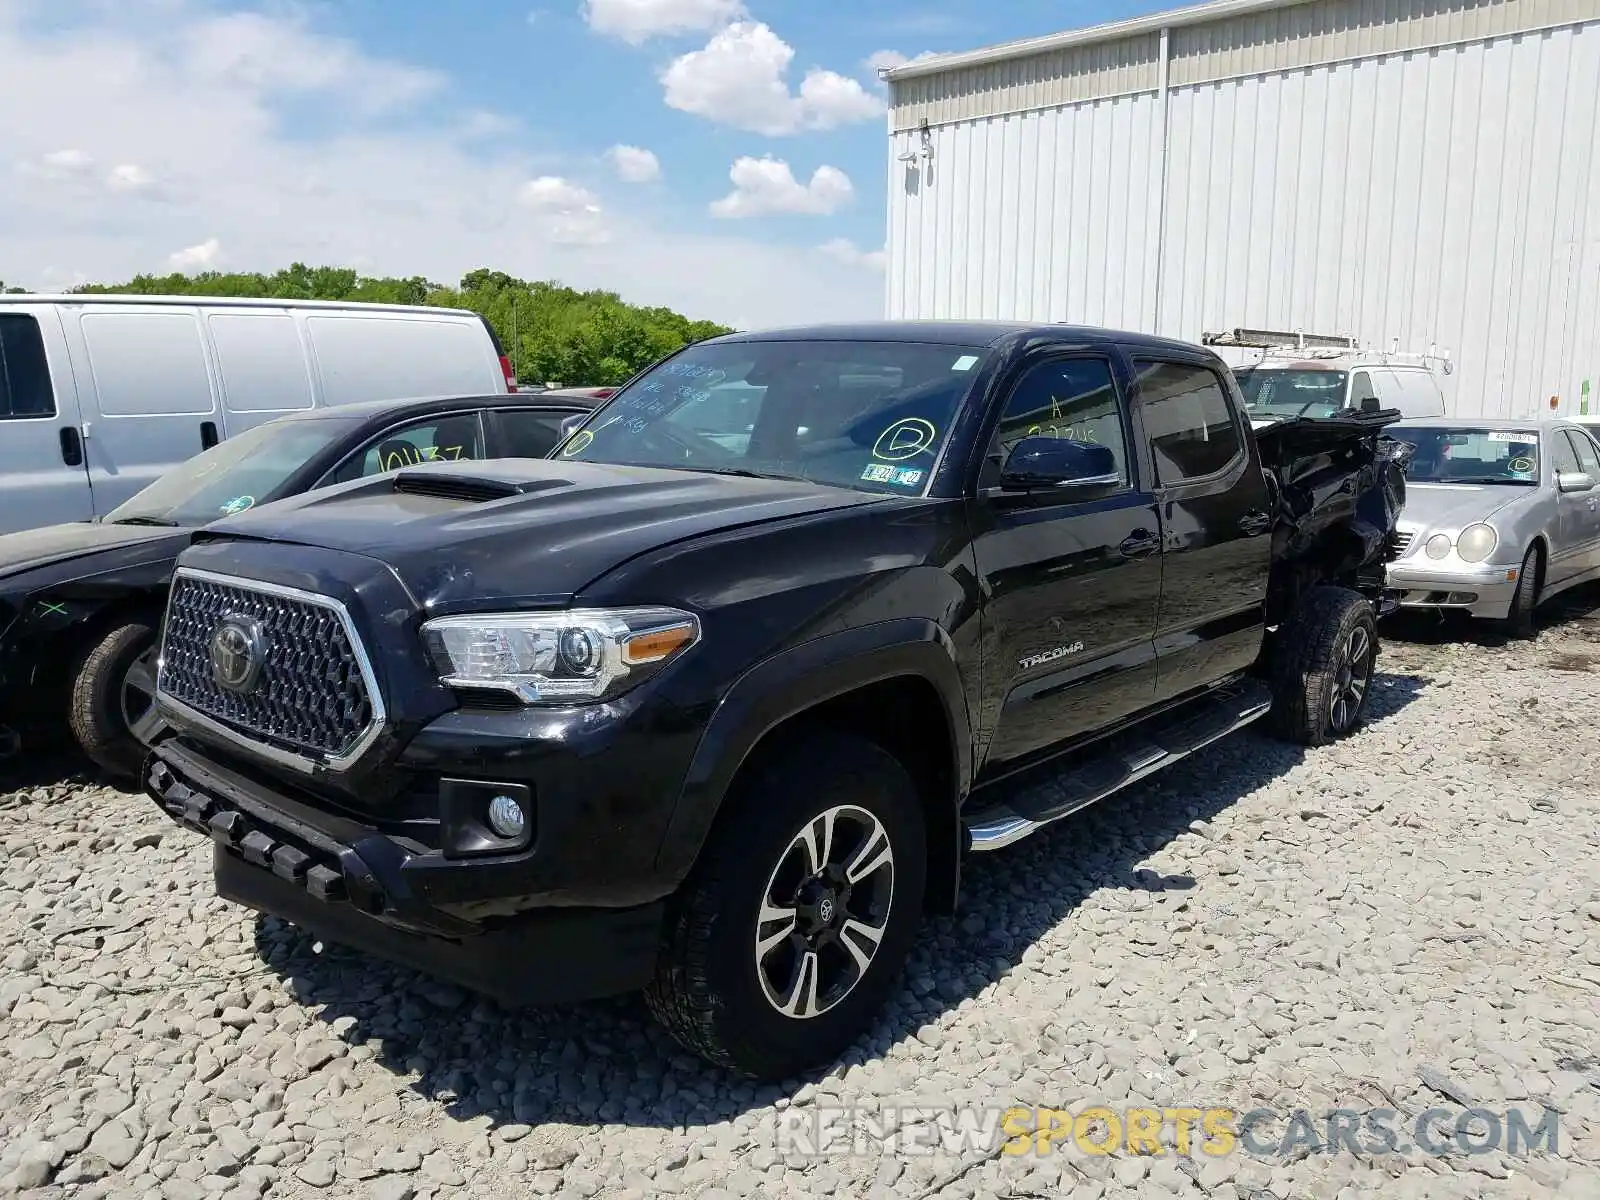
[68,619,163,781]
[645,730,926,1080]
[1269,586,1379,747]
[1497,545,1542,640]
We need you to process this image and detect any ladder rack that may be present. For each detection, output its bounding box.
[1202,327,1453,375]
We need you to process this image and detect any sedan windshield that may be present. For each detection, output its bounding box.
[555,339,990,494]
[1234,368,1348,418]
[1393,426,1541,485]
[104,417,363,526]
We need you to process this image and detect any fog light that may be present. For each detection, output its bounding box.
[1425,534,1452,559]
[487,795,527,839]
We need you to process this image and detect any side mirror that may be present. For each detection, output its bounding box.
[1557,470,1594,494]
[999,437,1120,492]
[558,413,586,439]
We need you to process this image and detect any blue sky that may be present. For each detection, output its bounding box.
[1,0,1171,327]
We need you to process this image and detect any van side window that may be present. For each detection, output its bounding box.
[1131,361,1242,484]
[0,315,55,420]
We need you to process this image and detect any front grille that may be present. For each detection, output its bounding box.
[158,571,377,762]
[1392,530,1415,555]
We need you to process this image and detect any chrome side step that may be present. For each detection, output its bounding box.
[963,680,1273,852]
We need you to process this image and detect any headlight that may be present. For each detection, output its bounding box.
[1425,534,1452,559]
[1455,524,1497,563]
[421,606,700,704]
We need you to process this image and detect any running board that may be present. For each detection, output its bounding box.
[963,679,1273,852]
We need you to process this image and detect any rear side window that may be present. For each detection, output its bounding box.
[208,312,314,413]
[326,412,487,484]
[497,409,577,458]
[80,311,216,416]
[0,314,56,419]
[1133,361,1242,483]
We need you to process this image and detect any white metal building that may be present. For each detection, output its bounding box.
[882,0,1600,418]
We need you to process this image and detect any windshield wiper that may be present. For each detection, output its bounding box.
[109,515,179,527]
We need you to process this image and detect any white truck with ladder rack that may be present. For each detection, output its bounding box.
[1204,327,1450,430]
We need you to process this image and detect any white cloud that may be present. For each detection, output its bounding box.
[0,2,882,326]
[583,0,744,44]
[169,238,221,270]
[19,149,97,182]
[519,177,608,245]
[661,22,883,136]
[108,163,157,193]
[819,238,888,271]
[181,11,442,116]
[710,156,854,219]
[605,144,661,183]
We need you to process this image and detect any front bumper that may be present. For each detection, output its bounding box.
[145,741,665,1006]
[1385,559,1521,619]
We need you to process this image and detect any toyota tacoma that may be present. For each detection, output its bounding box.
[142,322,1406,1080]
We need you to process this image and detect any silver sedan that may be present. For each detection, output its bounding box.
[1385,417,1600,636]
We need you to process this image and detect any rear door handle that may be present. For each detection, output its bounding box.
[1239,510,1271,536]
[1119,530,1160,559]
[59,427,83,467]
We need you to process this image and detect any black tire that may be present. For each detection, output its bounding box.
[1268,585,1379,747]
[644,729,927,1080]
[68,618,162,781]
[1498,545,1542,640]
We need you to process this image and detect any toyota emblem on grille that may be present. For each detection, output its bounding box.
[209,614,266,694]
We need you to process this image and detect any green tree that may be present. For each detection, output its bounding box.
[67,264,731,384]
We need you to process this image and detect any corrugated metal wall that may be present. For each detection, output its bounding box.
[887,8,1600,418]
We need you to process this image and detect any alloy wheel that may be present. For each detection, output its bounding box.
[1328,624,1374,733]
[754,804,896,1020]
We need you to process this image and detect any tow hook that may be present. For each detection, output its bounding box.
[1375,589,1401,618]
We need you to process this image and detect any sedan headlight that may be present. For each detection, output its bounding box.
[1455,524,1497,563]
[1425,534,1452,559]
[422,607,700,703]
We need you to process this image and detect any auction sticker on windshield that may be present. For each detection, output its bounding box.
[220,496,254,516]
[1486,431,1537,442]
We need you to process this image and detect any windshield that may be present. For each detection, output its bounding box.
[1393,426,1541,485]
[104,417,362,526]
[555,339,990,494]
[1234,368,1348,418]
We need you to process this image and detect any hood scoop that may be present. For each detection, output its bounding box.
[390,469,573,504]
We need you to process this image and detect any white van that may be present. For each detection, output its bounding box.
[1203,328,1449,429]
[0,295,515,535]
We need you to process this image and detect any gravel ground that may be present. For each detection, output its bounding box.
[3,595,1599,1200]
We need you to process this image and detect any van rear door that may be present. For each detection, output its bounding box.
[64,304,223,515]
[0,306,93,534]
[304,313,503,405]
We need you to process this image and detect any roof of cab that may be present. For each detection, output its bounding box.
[0,294,482,318]
[704,320,1212,356]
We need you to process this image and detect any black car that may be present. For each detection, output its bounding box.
[142,321,1406,1079]
[0,391,598,778]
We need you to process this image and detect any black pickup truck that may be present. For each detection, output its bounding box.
[142,322,1406,1080]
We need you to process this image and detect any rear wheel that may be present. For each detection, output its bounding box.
[1498,545,1542,640]
[68,619,163,782]
[1269,586,1379,747]
[645,730,926,1080]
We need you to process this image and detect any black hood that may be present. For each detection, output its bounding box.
[0,521,187,583]
[194,459,890,605]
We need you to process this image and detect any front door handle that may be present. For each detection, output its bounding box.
[59,427,83,467]
[1119,529,1160,559]
[1239,509,1271,536]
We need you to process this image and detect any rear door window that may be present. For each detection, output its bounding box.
[0,314,55,419]
[494,408,579,458]
[1132,361,1244,484]
[80,311,216,416]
